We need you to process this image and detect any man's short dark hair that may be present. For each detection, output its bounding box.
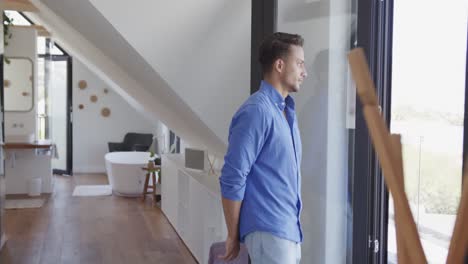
[259,32,304,76]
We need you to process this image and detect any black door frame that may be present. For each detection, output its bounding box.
[251,0,388,262]
[0,51,5,251]
[352,0,392,262]
[39,53,73,176]
[250,0,277,95]
[463,20,468,182]
[67,56,73,175]
[358,0,468,263]
[453,8,468,264]
[51,56,73,176]
[0,55,4,140]
[373,0,394,262]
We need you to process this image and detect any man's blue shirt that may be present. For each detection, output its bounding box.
[219,80,303,243]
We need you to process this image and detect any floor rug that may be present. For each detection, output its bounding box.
[72,185,112,197]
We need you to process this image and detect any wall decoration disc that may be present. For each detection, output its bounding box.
[90,95,98,103]
[78,80,87,90]
[101,107,111,117]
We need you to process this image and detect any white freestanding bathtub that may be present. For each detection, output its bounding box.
[105,151,157,196]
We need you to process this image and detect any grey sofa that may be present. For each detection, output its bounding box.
[108,133,153,152]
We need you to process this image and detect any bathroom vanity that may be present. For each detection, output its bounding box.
[3,28,54,196]
[4,140,55,195]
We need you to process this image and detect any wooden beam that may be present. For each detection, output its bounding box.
[348,48,427,263]
[1,0,39,12]
[447,163,468,263]
[347,48,378,106]
[37,30,50,37]
[10,25,51,37]
[11,25,46,31]
[390,135,410,263]
[362,106,426,263]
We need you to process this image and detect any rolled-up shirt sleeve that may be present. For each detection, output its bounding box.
[219,104,269,201]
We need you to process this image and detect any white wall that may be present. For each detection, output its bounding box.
[277,0,355,263]
[73,58,159,173]
[88,0,251,145]
[28,0,228,157]
[4,27,37,138]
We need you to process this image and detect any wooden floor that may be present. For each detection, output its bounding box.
[0,174,197,264]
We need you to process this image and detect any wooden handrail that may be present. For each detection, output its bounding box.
[348,48,427,263]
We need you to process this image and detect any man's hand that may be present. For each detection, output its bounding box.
[220,198,242,261]
[219,236,240,261]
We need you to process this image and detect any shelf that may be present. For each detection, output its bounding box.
[4,140,53,149]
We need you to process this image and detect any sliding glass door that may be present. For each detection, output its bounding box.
[277,0,358,263]
[387,1,468,262]
[354,0,468,262]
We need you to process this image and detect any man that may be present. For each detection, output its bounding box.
[219,32,307,264]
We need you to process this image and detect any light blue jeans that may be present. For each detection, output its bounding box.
[244,231,301,264]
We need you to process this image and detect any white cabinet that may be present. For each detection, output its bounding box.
[161,157,178,225]
[5,149,53,195]
[203,190,227,262]
[178,169,190,239]
[187,175,205,261]
[161,154,227,264]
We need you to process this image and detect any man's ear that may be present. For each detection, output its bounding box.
[274,59,284,73]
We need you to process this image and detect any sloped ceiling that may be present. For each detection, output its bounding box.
[30,0,251,156]
[86,0,251,145]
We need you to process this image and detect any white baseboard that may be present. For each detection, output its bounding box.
[73,166,106,174]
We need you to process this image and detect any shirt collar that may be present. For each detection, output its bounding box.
[259,80,295,111]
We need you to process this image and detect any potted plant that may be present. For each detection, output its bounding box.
[147,151,156,170]
[147,151,161,185]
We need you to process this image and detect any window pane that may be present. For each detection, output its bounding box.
[50,44,64,55]
[50,61,68,171]
[4,11,31,26]
[278,1,357,263]
[388,0,468,262]
[37,37,46,54]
